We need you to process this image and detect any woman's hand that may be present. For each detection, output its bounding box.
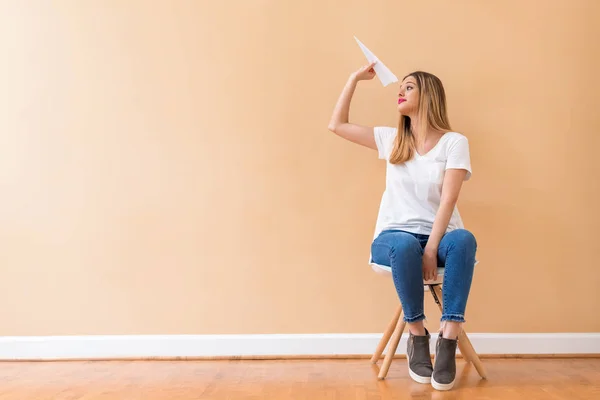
[422,248,438,282]
[351,61,377,81]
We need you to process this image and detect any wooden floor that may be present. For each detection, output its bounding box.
[0,358,598,399]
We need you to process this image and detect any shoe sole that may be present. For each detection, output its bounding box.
[406,358,431,384]
[431,375,455,391]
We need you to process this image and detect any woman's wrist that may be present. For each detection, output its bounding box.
[424,244,438,255]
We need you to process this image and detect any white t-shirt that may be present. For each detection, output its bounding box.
[371,127,472,248]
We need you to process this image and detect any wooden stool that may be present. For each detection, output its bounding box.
[369,263,487,380]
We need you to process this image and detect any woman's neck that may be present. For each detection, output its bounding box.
[410,121,444,140]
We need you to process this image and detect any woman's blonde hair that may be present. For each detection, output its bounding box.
[389,71,452,164]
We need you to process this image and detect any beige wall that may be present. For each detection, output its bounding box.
[0,0,598,336]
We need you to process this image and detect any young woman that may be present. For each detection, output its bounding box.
[328,62,477,391]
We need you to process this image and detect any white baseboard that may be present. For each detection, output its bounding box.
[0,333,598,360]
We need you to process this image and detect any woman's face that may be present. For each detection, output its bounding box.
[397,76,419,115]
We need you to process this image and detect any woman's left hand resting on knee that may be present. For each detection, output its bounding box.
[422,248,438,281]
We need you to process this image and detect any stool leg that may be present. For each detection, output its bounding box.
[378,310,406,380]
[371,304,403,364]
[458,330,487,379]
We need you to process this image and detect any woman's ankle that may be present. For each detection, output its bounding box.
[441,321,461,339]
[408,321,426,336]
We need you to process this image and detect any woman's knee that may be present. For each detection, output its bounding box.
[372,232,422,270]
[385,232,422,259]
[448,229,477,250]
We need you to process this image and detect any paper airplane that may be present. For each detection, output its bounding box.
[354,36,398,87]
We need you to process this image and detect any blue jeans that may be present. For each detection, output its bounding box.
[371,229,477,323]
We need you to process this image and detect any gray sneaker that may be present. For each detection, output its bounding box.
[432,335,458,391]
[406,328,433,384]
